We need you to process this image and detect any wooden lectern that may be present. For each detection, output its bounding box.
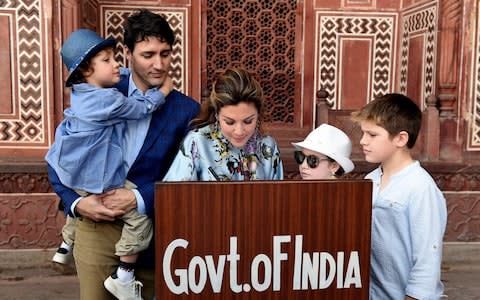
[155,180,372,299]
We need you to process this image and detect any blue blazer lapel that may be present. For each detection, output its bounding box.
[136,104,166,159]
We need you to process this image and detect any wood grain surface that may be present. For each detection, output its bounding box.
[155,180,372,299]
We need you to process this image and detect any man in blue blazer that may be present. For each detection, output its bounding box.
[48,9,199,300]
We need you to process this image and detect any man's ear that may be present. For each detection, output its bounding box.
[124,46,131,61]
[395,131,409,147]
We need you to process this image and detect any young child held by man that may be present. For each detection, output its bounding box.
[351,93,447,299]
[46,28,172,300]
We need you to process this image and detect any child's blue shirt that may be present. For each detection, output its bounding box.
[46,68,165,193]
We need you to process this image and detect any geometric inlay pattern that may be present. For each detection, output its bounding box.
[399,2,438,109]
[101,6,189,94]
[206,0,297,124]
[0,1,48,145]
[316,12,396,108]
[468,3,480,150]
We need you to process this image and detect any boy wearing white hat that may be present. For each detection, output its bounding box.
[292,123,354,179]
[46,28,172,299]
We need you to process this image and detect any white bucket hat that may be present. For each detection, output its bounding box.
[291,123,354,173]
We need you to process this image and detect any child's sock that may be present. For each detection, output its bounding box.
[60,241,72,252]
[116,261,136,282]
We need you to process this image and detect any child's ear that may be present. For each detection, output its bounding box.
[83,69,93,78]
[395,130,409,147]
[329,161,340,175]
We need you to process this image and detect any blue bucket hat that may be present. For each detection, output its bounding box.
[61,29,116,86]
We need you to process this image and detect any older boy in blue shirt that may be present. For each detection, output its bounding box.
[352,93,447,300]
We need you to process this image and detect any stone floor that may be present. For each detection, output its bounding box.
[442,268,480,299]
[0,244,479,299]
[0,262,479,299]
[0,275,79,300]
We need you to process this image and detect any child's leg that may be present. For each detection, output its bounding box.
[115,253,139,282]
[115,180,138,271]
[60,189,87,248]
[62,215,76,246]
[53,189,86,264]
[60,188,88,247]
[104,209,152,299]
[114,209,152,280]
[52,215,76,264]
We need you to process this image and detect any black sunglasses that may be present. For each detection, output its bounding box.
[294,151,329,168]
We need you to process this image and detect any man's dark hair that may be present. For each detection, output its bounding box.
[123,9,175,52]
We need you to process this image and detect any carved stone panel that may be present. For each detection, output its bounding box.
[467,1,480,150]
[99,5,191,95]
[206,0,300,126]
[444,192,480,242]
[0,1,54,158]
[0,194,63,249]
[315,12,397,110]
[399,1,438,109]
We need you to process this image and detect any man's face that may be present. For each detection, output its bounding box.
[125,36,172,92]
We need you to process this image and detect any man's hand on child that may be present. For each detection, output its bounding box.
[76,194,124,222]
[101,188,137,213]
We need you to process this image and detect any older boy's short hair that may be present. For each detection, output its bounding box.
[351,93,422,148]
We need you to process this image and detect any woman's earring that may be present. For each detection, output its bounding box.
[214,115,220,131]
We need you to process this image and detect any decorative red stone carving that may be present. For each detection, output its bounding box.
[1,0,480,249]
[444,193,480,242]
[0,194,63,249]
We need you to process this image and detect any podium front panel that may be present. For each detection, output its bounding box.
[155,180,372,299]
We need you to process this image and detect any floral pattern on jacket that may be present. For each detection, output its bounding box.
[163,124,283,181]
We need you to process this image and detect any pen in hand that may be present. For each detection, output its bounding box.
[208,167,221,181]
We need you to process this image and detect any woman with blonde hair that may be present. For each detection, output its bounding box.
[163,68,283,181]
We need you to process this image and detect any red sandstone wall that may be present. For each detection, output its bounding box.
[0,0,479,249]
